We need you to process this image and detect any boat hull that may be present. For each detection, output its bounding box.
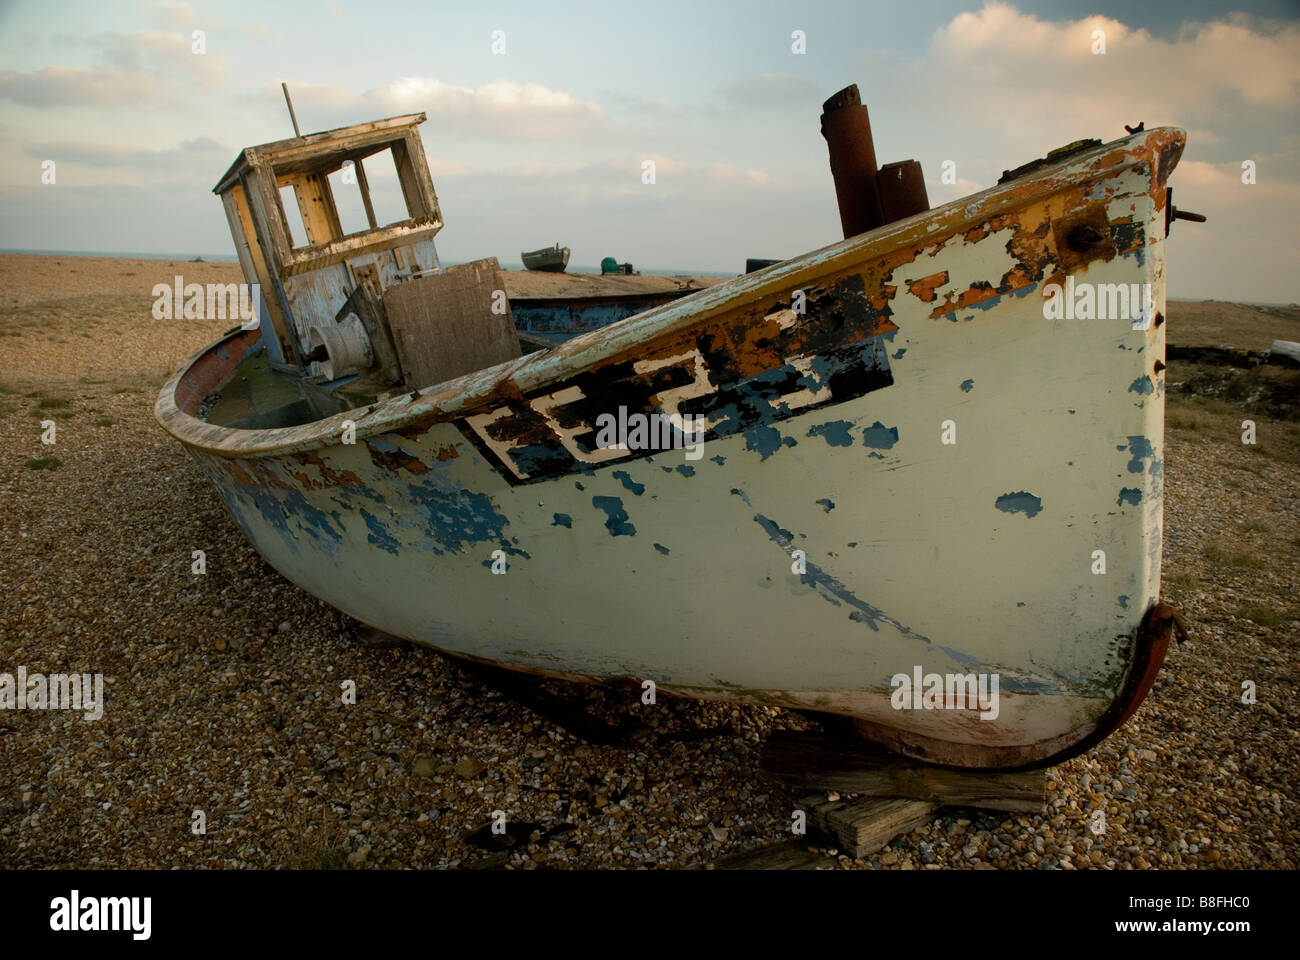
[159,128,1186,768]
[521,246,570,272]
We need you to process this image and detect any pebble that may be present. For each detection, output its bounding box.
[1,282,1294,871]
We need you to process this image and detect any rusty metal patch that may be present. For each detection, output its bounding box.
[458,274,898,484]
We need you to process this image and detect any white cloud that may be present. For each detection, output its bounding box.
[0,28,229,107]
[264,76,609,142]
[152,1,196,29]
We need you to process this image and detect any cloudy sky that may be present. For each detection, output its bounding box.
[0,0,1296,301]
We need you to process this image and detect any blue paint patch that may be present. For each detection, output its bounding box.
[940,646,982,666]
[574,481,585,491]
[960,379,974,393]
[611,470,645,495]
[730,488,751,505]
[861,421,899,450]
[1118,595,1129,609]
[710,455,726,466]
[552,513,572,528]
[893,348,906,359]
[592,496,636,536]
[660,465,673,473]
[807,420,856,447]
[744,424,796,460]
[676,464,695,477]
[653,543,670,555]
[1128,375,1155,395]
[998,675,1061,694]
[753,513,928,643]
[509,443,572,477]
[1120,435,1156,474]
[995,491,1043,518]
[360,508,399,556]
[1017,602,1026,607]
[1117,487,1142,507]
[815,498,835,513]
[234,486,344,558]
[406,478,520,556]
[847,541,857,548]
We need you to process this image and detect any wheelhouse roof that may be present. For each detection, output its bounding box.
[212,112,427,195]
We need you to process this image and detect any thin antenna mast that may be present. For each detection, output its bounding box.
[281,82,302,138]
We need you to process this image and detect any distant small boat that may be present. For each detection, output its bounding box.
[521,243,569,273]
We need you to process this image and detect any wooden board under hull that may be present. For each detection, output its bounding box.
[158,128,1186,768]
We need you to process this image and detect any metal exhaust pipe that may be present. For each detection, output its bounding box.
[820,84,884,239]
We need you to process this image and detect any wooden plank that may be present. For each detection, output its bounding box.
[222,185,293,364]
[382,258,522,390]
[703,840,835,870]
[762,731,1045,813]
[214,113,427,193]
[279,222,440,277]
[354,157,378,229]
[503,270,724,301]
[800,793,939,859]
[237,173,303,365]
[400,128,441,225]
[283,172,342,245]
[390,134,438,223]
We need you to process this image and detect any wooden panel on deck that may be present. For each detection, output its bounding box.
[281,172,342,246]
[224,182,294,363]
[799,794,940,859]
[382,258,522,390]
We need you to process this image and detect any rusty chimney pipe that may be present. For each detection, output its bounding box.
[877,159,930,224]
[820,84,884,239]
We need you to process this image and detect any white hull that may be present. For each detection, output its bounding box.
[159,128,1187,768]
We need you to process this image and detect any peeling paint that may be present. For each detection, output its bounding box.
[995,491,1043,518]
[807,420,856,447]
[592,495,635,536]
[861,421,899,450]
[753,513,929,643]
[611,470,645,495]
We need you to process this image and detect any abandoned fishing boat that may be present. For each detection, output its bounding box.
[156,86,1198,769]
[521,243,569,273]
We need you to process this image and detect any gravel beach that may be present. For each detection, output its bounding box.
[2,254,1297,870]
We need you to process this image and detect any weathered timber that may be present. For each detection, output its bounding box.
[383,257,521,390]
[702,839,835,870]
[763,731,1046,812]
[800,793,939,859]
